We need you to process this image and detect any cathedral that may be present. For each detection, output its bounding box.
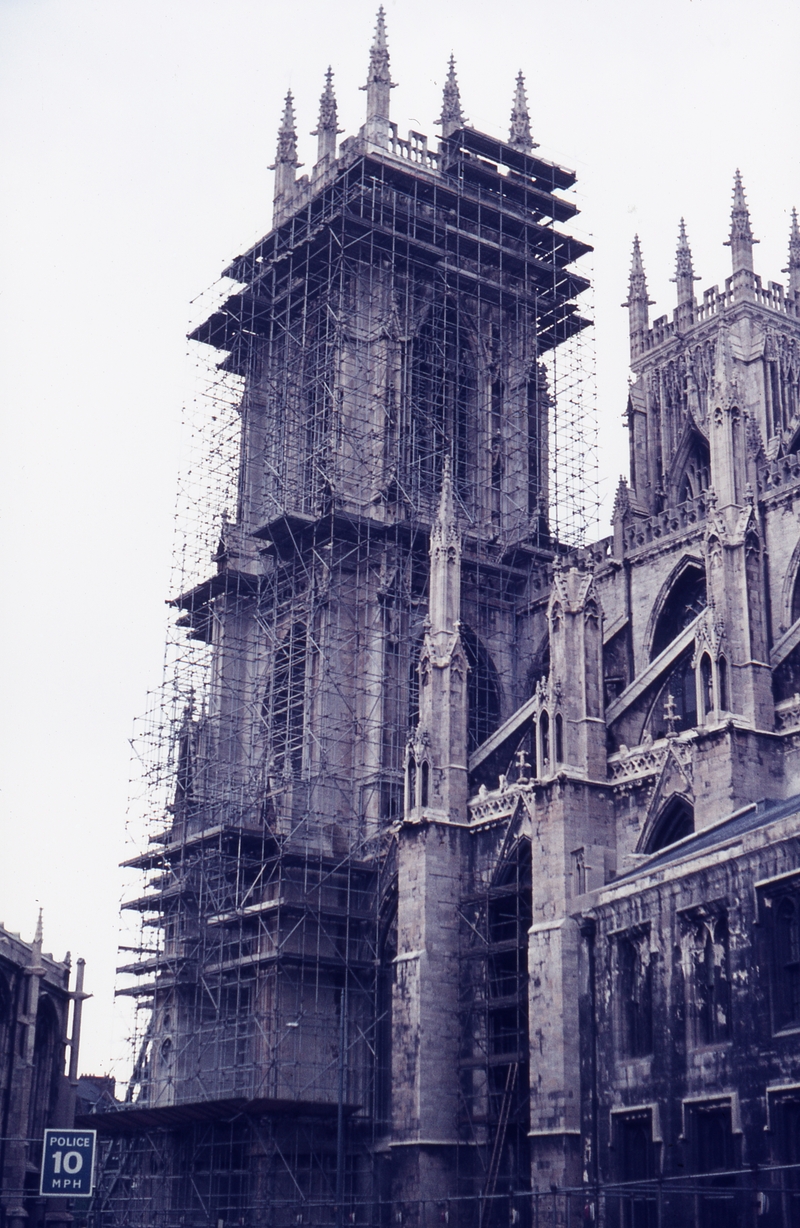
[85,11,800,1227]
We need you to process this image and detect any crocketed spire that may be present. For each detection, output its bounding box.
[508,71,536,152]
[784,207,800,299]
[271,90,300,171]
[672,218,699,308]
[270,90,302,221]
[437,55,466,139]
[624,235,650,306]
[428,455,460,639]
[362,6,395,144]
[622,235,654,354]
[725,169,758,274]
[311,67,342,163]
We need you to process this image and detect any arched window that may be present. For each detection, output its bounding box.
[700,654,714,719]
[263,622,307,777]
[406,301,476,511]
[775,896,800,1030]
[677,435,711,504]
[30,997,60,1143]
[651,565,707,659]
[718,656,729,711]
[420,761,430,808]
[695,915,731,1046]
[616,933,652,1058]
[527,366,550,537]
[554,713,564,764]
[526,633,550,697]
[538,710,550,774]
[791,569,800,628]
[645,796,694,854]
[407,633,424,735]
[461,626,501,754]
[491,379,504,515]
[0,974,10,1071]
[648,648,698,739]
[406,757,417,812]
[485,842,532,1191]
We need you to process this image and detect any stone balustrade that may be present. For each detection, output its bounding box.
[388,124,440,170]
[624,492,708,551]
[775,695,800,732]
[759,449,800,495]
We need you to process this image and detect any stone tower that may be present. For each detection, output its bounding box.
[109,15,592,1224]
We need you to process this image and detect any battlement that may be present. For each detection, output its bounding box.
[626,181,800,365]
[638,270,800,358]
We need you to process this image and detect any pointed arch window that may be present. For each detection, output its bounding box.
[30,997,60,1143]
[651,565,707,659]
[700,653,714,720]
[538,709,550,775]
[406,300,476,510]
[615,931,653,1058]
[554,713,564,764]
[263,622,307,777]
[645,796,694,854]
[483,841,532,1189]
[420,760,430,807]
[695,914,732,1046]
[677,434,710,504]
[406,757,417,813]
[648,649,697,739]
[461,626,501,754]
[774,895,800,1030]
[718,655,729,711]
[527,366,550,536]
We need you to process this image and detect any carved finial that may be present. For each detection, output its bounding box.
[663,693,679,736]
[312,67,343,164]
[270,90,301,214]
[34,907,43,947]
[514,745,532,783]
[428,457,461,637]
[362,6,396,143]
[624,236,650,304]
[783,207,800,299]
[724,169,758,274]
[271,90,300,170]
[369,5,389,72]
[612,476,631,521]
[622,235,654,348]
[672,218,700,308]
[437,54,466,139]
[435,455,456,535]
[508,71,538,152]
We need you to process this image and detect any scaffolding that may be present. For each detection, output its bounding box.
[96,106,596,1228]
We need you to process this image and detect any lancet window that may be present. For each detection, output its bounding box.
[406,299,475,511]
[263,621,307,777]
[462,626,502,754]
[615,929,653,1059]
[651,565,707,659]
[648,649,697,739]
[681,910,732,1047]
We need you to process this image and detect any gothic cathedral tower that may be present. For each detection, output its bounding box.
[113,13,592,1224]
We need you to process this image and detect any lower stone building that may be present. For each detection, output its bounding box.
[0,917,84,1228]
[579,795,800,1226]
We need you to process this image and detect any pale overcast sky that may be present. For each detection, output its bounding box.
[1,0,798,1080]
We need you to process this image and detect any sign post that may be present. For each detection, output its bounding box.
[39,1129,97,1197]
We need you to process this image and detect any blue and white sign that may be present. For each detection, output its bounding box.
[40,1129,97,1196]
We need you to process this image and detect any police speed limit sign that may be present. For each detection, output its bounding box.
[40,1129,97,1196]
